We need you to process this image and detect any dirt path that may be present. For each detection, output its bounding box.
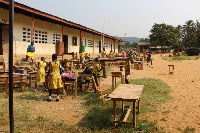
[101,54,200,132]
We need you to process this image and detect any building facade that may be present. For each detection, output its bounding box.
[0,0,122,56]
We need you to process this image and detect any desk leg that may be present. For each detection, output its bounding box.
[113,100,116,123]
[133,101,136,127]
[103,60,106,78]
[75,78,77,99]
[6,78,9,98]
[138,98,140,113]
[63,81,66,99]
[122,101,124,112]
[115,77,116,90]
[112,76,114,91]
[30,75,32,88]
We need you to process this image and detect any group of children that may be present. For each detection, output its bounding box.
[101,48,115,58]
[34,54,63,102]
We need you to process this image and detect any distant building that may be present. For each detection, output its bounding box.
[0,0,123,56]
[137,42,151,53]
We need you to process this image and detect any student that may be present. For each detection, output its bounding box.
[26,42,35,65]
[93,58,104,87]
[47,54,63,102]
[80,50,85,63]
[124,58,131,84]
[109,51,114,58]
[34,57,48,92]
[101,48,106,58]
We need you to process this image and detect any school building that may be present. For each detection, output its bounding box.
[0,0,123,56]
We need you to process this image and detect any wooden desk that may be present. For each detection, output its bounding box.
[111,72,124,91]
[62,78,77,99]
[99,58,129,78]
[78,72,95,92]
[28,71,37,88]
[108,84,144,127]
[168,64,174,74]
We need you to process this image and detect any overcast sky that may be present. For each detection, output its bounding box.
[14,0,200,38]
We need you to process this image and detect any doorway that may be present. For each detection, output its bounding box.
[0,24,9,55]
[63,35,68,53]
[99,41,101,53]
[111,44,113,52]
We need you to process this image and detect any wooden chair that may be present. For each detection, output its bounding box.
[92,76,111,104]
[0,78,9,98]
[0,57,5,72]
[13,76,23,92]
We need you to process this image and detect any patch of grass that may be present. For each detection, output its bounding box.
[129,78,171,113]
[77,78,171,132]
[0,78,171,132]
[162,55,200,61]
[184,126,195,133]
[100,66,113,74]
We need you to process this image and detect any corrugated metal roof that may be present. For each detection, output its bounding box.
[137,42,151,46]
[0,0,123,42]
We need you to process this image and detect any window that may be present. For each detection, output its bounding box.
[34,30,47,44]
[86,39,93,47]
[72,36,77,46]
[95,41,99,47]
[53,33,61,44]
[23,28,48,44]
[22,27,31,43]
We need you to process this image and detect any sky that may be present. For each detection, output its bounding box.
[14,0,200,38]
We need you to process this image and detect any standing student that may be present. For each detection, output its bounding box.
[93,58,104,87]
[47,54,63,102]
[124,58,131,84]
[34,57,48,92]
[26,41,35,65]
[101,48,106,58]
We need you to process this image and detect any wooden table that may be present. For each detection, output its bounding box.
[62,78,77,99]
[78,72,95,92]
[168,64,174,74]
[64,60,79,69]
[108,84,144,127]
[0,74,23,97]
[111,71,124,91]
[133,61,143,70]
[99,58,128,78]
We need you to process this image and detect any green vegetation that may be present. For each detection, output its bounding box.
[0,78,171,132]
[162,55,200,61]
[184,126,195,133]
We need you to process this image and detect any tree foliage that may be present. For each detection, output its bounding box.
[149,20,200,51]
[149,23,179,48]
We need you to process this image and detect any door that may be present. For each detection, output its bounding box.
[111,44,113,52]
[0,24,9,55]
[99,41,101,53]
[140,46,143,53]
[63,35,68,53]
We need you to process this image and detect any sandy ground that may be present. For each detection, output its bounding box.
[2,53,199,132]
[101,54,200,132]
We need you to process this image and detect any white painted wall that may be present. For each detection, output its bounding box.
[0,7,119,56]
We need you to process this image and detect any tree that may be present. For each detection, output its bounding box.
[149,23,180,51]
[181,20,198,48]
[139,38,150,42]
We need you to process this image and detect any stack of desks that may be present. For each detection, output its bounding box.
[132,61,143,70]
[108,84,144,127]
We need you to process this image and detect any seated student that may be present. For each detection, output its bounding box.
[101,48,106,58]
[26,42,35,65]
[109,51,114,58]
[124,58,131,84]
[80,50,85,63]
[93,58,104,87]
[47,54,63,102]
[34,57,48,92]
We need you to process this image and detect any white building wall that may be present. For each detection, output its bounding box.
[0,7,119,56]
